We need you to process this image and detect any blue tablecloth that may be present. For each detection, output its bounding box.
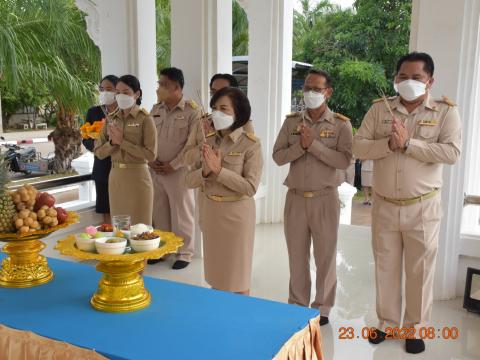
[0,257,319,360]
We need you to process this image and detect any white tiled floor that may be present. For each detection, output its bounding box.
[42,223,480,360]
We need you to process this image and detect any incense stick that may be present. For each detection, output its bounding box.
[378,88,395,118]
[195,89,207,142]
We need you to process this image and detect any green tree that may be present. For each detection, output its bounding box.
[232,1,249,56]
[156,0,171,72]
[0,0,101,172]
[293,0,411,127]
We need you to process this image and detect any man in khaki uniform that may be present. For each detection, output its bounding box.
[353,52,461,354]
[273,69,353,326]
[148,67,201,270]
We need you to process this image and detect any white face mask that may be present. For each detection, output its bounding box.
[393,79,427,101]
[303,91,325,109]
[115,94,136,110]
[211,110,234,130]
[99,91,116,106]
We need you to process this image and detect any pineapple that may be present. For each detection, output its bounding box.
[0,156,16,232]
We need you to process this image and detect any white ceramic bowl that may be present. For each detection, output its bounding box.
[75,235,95,252]
[130,225,154,238]
[95,237,127,255]
[129,236,161,253]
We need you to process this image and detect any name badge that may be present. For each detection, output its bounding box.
[228,152,243,156]
[382,119,393,124]
[290,131,301,136]
[319,129,335,138]
[127,123,140,127]
[418,119,438,126]
[176,115,185,120]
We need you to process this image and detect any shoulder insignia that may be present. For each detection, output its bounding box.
[186,99,198,109]
[140,108,149,115]
[439,96,457,107]
[245,133,258,142]
[372,96,396,104]
[286,112,299,118]
[335,113,350,122]
[206,131,216,138]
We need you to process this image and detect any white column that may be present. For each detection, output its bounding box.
[171,0,232,108]
[77,0,157,110]
[170,0,233,257]
[238,0,294,223]
[410,0,480,299]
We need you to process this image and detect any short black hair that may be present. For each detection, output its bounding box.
[396,52,435,76]
[160,67,185,89]
[100,74,118,87]
[209,73,239,89]
[307,69,332,87]
[118,75,142,105]
[210,87,251,132]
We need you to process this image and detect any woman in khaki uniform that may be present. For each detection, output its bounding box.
[95,75,157,225]
[186,87,263,294]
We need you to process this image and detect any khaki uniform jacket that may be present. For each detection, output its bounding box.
[352,95,461,198]
[272,107,353,191]
[183,117,255,167]
[186,127,263,198]
[150,98,201,170]
[95,105,157,164]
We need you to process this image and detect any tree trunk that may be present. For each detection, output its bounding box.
[48,108,82,174]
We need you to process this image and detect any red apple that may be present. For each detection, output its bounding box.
[34,192,56,211]
[55,207,68,224]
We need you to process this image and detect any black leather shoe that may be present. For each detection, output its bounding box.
[319,316,329,326]
[405,339,425,354]
[368,328,387,344]
[172,260,190,270]
[147,258,165,265]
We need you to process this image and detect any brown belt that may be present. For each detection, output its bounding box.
[291,188,335,198]
[112,162,147,169]
[376,188,439,206]
[206,194,250,202]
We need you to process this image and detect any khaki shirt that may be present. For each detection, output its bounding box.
[95,105,157,164]
[352,95,461,198]
[272,107,353,191]
[150,98,201,169]
[183,117,255,167]
[186,127,263,197]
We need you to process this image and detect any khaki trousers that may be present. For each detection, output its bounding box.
[372,193,442,332]
[151,167,195,262]
[284,188,340,316]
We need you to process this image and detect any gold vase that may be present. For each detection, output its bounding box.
[0,239,53,288]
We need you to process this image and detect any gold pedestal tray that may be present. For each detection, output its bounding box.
[55,231,183,313]
[0,212,79,288]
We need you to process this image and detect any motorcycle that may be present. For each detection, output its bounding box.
[0,137,53,175]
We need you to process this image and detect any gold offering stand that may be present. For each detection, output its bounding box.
[55,231,183,313]
[0,212,79,288]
